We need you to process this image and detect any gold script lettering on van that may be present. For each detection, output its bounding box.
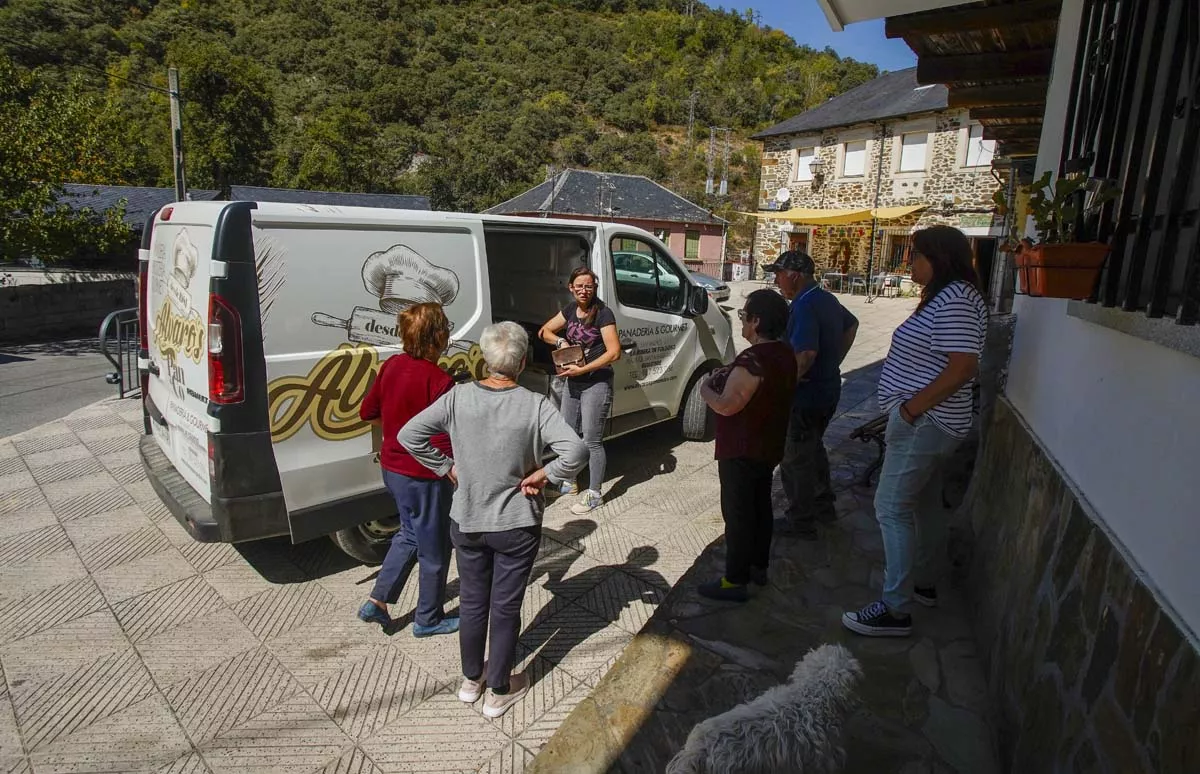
[153,229,206,364]
[266,342,490,442]
[267,344,379,442]
[153,298,205,363]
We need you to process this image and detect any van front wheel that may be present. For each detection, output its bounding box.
[331,519,399,565]
[681,371,714,441]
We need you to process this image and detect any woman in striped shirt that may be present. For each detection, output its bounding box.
[843,225,988,638]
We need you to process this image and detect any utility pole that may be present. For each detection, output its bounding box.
[686,90,698,153]
[168,68,187,202]
[865,122,886,303]
[719,127,731,196]
[705,127,717,195]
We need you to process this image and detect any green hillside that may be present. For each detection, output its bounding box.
[1,0,877,259]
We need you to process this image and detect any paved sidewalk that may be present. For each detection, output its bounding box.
[0,285,937,773]
[0,395,734,773]
[531,289,1003,773]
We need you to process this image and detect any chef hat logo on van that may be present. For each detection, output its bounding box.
[362,244,459,312]
[311,244,464,348]
[171,229,198,288]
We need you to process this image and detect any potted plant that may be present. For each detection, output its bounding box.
[1014,171,1119,299]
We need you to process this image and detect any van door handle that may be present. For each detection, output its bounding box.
[147,361,160,376]
[621,339,637,352]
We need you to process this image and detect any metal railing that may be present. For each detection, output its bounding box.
[99,307,140,399]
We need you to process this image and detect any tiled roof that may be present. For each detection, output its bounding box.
[751,68,949,139]
[228,186,431,210]
[484,169,727,225]
[58,184,219,228]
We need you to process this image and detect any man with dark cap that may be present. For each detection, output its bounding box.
[763,250,859,539]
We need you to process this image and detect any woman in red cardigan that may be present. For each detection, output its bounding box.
[357,302,459,637]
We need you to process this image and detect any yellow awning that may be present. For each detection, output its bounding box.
[738,204,926,224]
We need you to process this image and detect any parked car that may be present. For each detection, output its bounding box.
[690,270,730,302]
[138,202,735,563]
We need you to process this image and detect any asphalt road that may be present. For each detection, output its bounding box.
[0,338,126,438]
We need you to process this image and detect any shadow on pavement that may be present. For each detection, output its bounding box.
[521,546,668,690]
[0,337,102,357]
[601,423,681,503]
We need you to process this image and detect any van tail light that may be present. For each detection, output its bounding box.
[208,293,244,404]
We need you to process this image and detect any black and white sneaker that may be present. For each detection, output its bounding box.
[842,600,912,637]
[914,586,938,608]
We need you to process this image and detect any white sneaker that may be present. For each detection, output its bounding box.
[458,674,485,703]
[570,489,603,515]
[482,672,530,718]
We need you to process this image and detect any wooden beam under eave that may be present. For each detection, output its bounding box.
[885,0,1062,39]
[986,124,1044,141]
[970,104,1047,121]
[918,49,1055,85]
[947,81,1049,108]
[998,140,1042,157]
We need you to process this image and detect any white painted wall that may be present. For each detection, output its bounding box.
[1006,0,1200,635]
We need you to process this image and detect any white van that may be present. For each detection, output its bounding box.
[137,201,735,562]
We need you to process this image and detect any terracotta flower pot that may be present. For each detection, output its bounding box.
[1015,243,1110,299]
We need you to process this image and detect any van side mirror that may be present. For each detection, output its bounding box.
[687,284,709,316]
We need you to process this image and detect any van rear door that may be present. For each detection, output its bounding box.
[144,203,222,502]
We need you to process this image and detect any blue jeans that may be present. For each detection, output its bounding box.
[558,377,612,492]
[874,405,962,614]
[370,470,452,627]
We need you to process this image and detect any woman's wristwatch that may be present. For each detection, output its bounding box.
[555,337,567,349]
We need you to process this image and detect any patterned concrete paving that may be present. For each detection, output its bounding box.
[0,286,917,774]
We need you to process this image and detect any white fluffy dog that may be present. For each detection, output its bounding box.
[665,643,863,774]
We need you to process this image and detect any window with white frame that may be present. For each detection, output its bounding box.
[965,124,996,167]
[842,140,866,177]
[898,132,928,172]
[793,146,815,182]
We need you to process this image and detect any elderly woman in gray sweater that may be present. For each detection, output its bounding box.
[400,321,587,719]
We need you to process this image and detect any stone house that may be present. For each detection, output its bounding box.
[820,0,1200,771]
[750,67,1005,288]
[484,169,729,277]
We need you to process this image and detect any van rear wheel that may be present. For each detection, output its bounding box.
[331,518,399,565]
[681,370,715,441]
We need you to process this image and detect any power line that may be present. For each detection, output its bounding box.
[0,36,176,98]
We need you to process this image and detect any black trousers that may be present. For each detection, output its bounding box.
[719,457,776,585]
[451,521,541,691]
[779,404,837,528]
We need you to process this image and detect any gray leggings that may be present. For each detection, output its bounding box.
[558,377,612,492]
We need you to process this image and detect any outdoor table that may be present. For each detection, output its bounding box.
[823,272,846,292]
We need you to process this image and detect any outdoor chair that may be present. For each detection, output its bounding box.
[848,274,867,295]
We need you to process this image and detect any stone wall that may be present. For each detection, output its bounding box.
[752,111,1002,275]
[962,398,1199,773]
[0,279,136,342]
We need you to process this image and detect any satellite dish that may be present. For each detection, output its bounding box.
[775,187,791,203]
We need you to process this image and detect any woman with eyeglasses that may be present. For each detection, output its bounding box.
[696,289,796,601]
[537,266,621,515]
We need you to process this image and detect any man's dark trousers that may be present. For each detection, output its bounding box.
[778,402,837,535]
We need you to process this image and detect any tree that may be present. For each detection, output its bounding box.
[168,39,275,195]
[0,55,135,264]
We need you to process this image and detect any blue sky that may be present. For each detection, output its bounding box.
[744,1,918,72]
